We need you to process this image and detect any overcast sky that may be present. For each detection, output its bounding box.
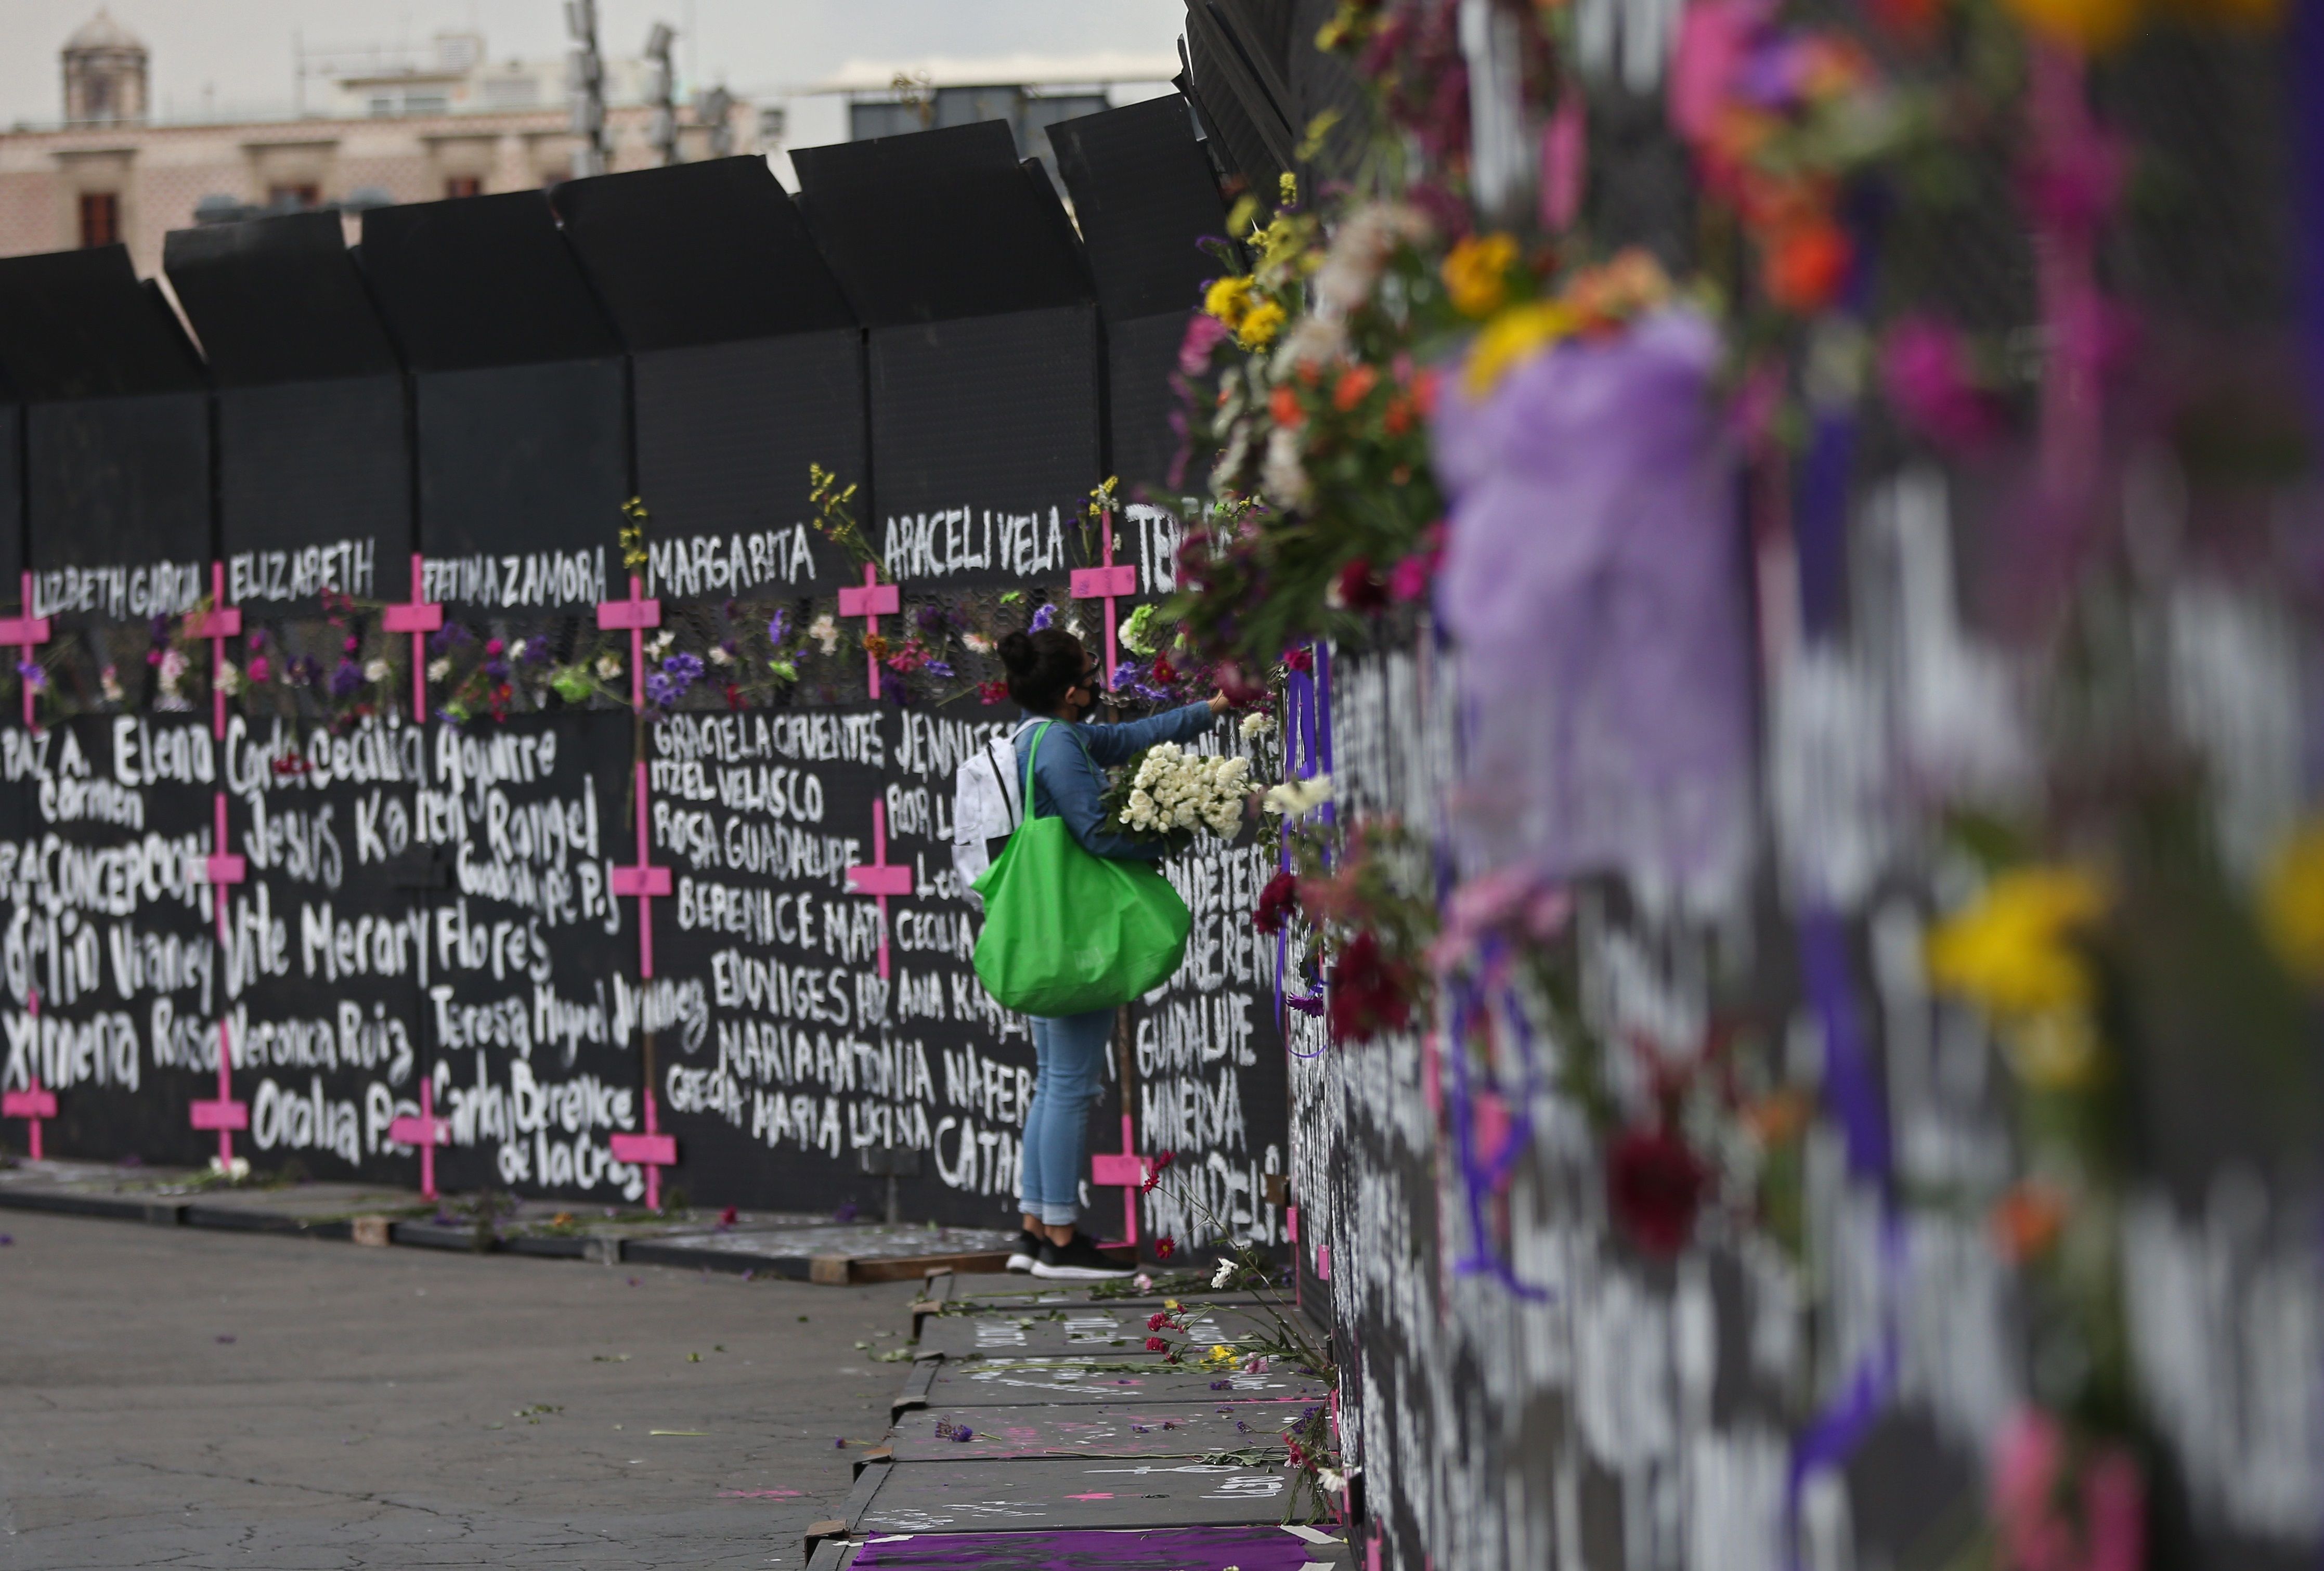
[0,1,1188,140]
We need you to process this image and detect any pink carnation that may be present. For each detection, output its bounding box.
[1177,311,1230,376]
[1879,316,1998,453]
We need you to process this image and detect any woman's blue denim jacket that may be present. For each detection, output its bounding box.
[1012,702,1219,861]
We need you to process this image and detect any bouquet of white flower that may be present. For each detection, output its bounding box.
[1099,742,1252,853]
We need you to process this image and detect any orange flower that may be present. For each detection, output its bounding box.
[1412,367,1442,420]
[1332,365,1379,412]
[1269,384,1306,429]
[1382,394,1415,436]
[1990,1182,2070,1264]
[1739,1089,1813,1147]
[1763,220,1853,314]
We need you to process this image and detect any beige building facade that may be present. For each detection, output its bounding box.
[0,12,759,275]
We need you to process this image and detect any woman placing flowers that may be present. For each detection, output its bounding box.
[994,625,1229,1280]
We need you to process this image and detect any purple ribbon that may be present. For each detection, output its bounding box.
[1443,940,1551,1301]
[1785,906,1898,1567]
[1278,647,1331,1047]
[1797,409,1855,641]
[1799,908,1891,1180]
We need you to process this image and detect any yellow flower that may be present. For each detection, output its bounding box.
[1201,1343,1237,1367]
[1237,299,1288,350]
[1925,867,2107,1019]
[1442,231,1520,318]
[1462,301,1575,397]
[1999,0,2144,50]
[2262,819,2324,982]
[1204,275,1254,329]
[1997,1009,2103,1091]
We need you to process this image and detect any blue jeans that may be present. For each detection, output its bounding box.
[1018,1007,1115,1227]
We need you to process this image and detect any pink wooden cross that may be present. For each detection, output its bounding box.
[195,562,242,743]
[608,1095,677,1209]
[0,570,52,731]
[598,571,662,707]
[596,570,678,1208]
[1070,511,1138,686]
[836,563,900,700]
[386,1077,449,1200]
[381,554,443,723]
[845,799,913,981]
[1089,1127,1152,1247]
[189,790,248,1165]
[3,988,55,1161]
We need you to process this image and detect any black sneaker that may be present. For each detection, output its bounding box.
[1005,1229,1042,1273]
[1030,1231,1135,1281]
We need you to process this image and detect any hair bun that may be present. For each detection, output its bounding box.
[996,630,1037,673]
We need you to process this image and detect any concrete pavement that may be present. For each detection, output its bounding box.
[0,1209,921,1568]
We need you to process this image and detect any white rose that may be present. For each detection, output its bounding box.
[426,657,453,682]
[365,659,391,682]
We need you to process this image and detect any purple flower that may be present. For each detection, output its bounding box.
[329,659,362,698]
[923,660,953,678]
[482,657,510,682]
[1030,603,1056,633]
[643,672,680,708]
[288,655,323,687]
[664,651,704,683]
[765,611,789,646]
[915,604,947,634]
[16,661,43,691]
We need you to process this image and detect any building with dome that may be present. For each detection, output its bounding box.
[61,9,148,127]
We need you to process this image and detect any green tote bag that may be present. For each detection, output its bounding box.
[970,721,1191,1016]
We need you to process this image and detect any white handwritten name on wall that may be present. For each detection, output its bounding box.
[226,538,378,605]
[882,507,1068,581]
[421,548,608,609]
[34,561,206,620]
[645,527,819,598]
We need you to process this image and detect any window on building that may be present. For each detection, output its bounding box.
[77,191,120,248]
[445,175,483,199]
[268,184,320,210]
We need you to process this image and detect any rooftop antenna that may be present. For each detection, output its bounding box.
[565,0,608,178]
[645,21,678,165]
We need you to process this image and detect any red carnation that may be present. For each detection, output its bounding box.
[1333,559,1389,614]
[1155,1236,1176,1261]
[1253,870,1300,935]
[977,680,1008,706]
[1606,1125,1707,1256]
[1146,1336,1169,1352]
[1327,931,1413,1045]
